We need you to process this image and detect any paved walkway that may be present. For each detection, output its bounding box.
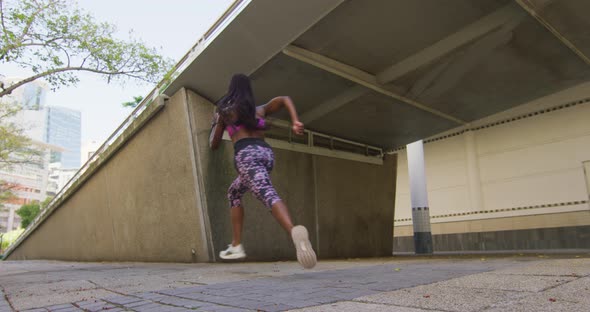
[1,254,589,311]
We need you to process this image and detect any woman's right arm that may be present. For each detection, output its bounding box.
[259,96,304,135]
[209,112,225,150]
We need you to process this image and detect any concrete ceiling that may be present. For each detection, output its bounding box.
[165,0,590,150]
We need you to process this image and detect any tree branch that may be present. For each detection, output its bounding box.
[60,46,70,67]
[16,0,52,48]
[0,1,62,62]
[80,53,90,67]
[0,0,7,42]
[0,108,18,120]
[0,66,147,97]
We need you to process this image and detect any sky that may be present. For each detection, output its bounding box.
[1,0,234,144]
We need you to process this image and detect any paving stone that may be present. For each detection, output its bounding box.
[44,303,76,311]
[122,300,153,309]
[149,294,212,309]
[355,284,529,312]
[290,301,438,312]
[485,292,590,312]
[4,257,549,312]
[197,306,252,312]
[102,295,143,306]
[254,303,295,312]
[132,303,186,312]
[436,273,576,292]
[73,300,118,312]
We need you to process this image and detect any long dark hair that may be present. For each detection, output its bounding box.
[217,74,258,129]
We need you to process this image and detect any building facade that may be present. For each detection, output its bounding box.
[0,79,80,233]
[45,106,81,169]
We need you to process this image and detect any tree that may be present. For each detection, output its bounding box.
[0,0,173,207]
[16,203,39,228]
[0,0,174,98]
[0,100,41,169]
[0,99,44,211]
[15,196,52,228]
[122,95,143,108]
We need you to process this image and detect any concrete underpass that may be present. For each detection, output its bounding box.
[4,0,590,262]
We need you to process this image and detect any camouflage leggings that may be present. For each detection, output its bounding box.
[228,141,281,209]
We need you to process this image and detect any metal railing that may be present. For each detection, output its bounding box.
[264,118,383,158]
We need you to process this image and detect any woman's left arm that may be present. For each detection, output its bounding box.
[209,112,225,150]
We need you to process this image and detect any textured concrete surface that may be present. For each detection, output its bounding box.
[8,87,396,263]
[1,254,589,311]
[6,88,209,262]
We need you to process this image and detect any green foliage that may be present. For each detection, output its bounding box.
[1,228,23,249]
[0,100,42,210]
[41,196,53,207]
[13,196,52,229]
[0,228,24,251]
[0,100,41,170]
[16,202,40,228]
[122,95,143,108]
[0,0,174,98]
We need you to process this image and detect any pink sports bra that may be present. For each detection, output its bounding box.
[226,117,266,137]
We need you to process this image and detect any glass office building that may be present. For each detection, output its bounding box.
[45,107,81,169]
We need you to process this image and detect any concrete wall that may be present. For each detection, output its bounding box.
[7,87,396,262]
[394,82,590,252]
[315,155,396,258]
[394,212,590,251]
[7,89,210,262]
[186,90,396,261]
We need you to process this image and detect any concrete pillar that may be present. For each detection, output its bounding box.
[7,205,16,231]
[407,140,433,254]
[464,130,484,212]
[40,149,51,200]
[584,161,590,203]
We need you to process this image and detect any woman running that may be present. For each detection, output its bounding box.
[209,74,317,269]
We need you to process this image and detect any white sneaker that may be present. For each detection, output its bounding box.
[219,244,246,260]
[291,225,317,269]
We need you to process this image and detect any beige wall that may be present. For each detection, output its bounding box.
[395,211,590,237]
[7,89,210,262]
[395,82,590,235]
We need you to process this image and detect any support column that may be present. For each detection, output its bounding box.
[464,130,484,212]
[7,205,16,231]
[407,140,433,254]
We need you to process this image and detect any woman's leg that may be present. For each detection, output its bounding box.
[227,176,248,246]
[220,177,248,260]
[230,205,244,246]
[242,146,295,233]
[271,201,294,233]
[242,146,317,268]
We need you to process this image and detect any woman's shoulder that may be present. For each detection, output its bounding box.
[255,105,267,118]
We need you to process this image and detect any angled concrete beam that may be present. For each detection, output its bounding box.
[409,11,527,99]
[283,45,466,124]
[164,0,346,101]
[298,3,524,123]
[300,85,368,123]
[376,3,524,84]
[514,0,590,66]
